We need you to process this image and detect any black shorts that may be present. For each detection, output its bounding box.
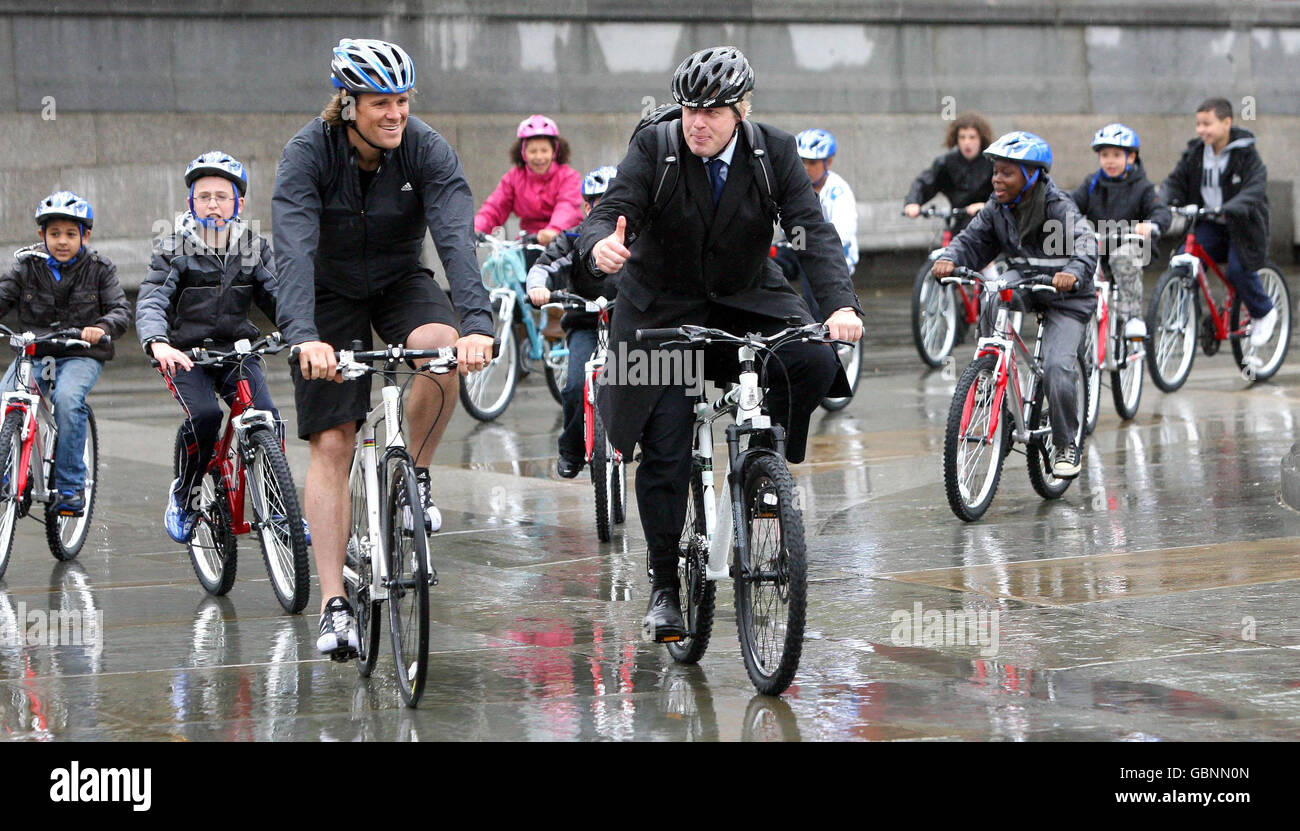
[291,269,460,440]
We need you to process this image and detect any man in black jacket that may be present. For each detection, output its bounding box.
[579,47,863,642]
[1161,97,1275,347]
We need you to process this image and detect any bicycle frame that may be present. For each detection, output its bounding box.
[1174,223,1243,342]
[1,346,58,507]
[936,226,980,326]
[206,376,279,536]
[479,236,569,367]
[583,305,618,464]
[343,368,406,604]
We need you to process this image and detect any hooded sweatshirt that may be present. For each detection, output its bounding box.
[474,163,584,235]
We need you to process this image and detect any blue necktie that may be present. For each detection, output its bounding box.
[707,158,727,206]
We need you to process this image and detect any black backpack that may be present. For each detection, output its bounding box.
[631,106,781,229]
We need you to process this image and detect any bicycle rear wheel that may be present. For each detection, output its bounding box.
[591,407,614,542]
[186,468,238,596]
[1027,357,1087,499]
[1147,267,1198,392]
[459,295,518,421]
[1082,314,1101,435]
[1230,264,1291,382]
[943,355,1009,522]
[667,462,715,664]
[386,456,429,707]
[820,339,862,411]
[734,453,807,695]
[0,411,25,581]
[246,429,310,614]
[912,263,958,368]
[46,409,98,561]
[612,453,626,525]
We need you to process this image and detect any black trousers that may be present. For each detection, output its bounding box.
[635,306,838,580]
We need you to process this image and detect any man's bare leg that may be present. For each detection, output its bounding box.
[404,322,460,467]
[307,423,356,613]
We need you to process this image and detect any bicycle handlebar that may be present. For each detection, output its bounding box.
[287,339,502,378]
[149,332,284,369]
[939,266,1059,294]
[1172,204,1224,221]
[636,322,854,350]
[537,290,614,313]
[0,323,108,351]
[905,206,965,219]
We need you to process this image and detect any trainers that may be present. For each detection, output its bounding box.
[316,596,359,660]
[1250,307,1278,348]
[413,468,442,533]
[50,489,85,517]
[1051,442,1082,479]
[556,454,583,479]
[164,478,198,543]
[1124,317,1147,341]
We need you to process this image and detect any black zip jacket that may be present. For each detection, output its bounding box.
[1161,126,1270,272]
[904,149,995,218]
[1069,160,1172,234]
[136,214,279,351]
[0,245,131,361]
[271,116,493,345]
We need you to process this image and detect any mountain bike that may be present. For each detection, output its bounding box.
[940,267,1089,522]
[153,334,310,613]
[298,340,489,707]
[0,326,103,578]
[1146,205,1290,391]
[1082,232,1148,434]
[909,206,983,367]
[463,232,567,420]
[637,322,849,695]
[541,291,626,543]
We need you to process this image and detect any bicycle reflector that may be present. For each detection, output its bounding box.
[1000,288,1014,303]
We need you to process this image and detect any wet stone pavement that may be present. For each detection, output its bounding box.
[2,281,1300,742]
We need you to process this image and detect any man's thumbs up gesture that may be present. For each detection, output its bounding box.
[593,215,630,274]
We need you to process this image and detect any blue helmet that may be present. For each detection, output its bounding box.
[795,129,837,160]
[185,151,249,196]
[984,131,1053,172]
[35,191,93,230]
[330,38,416,94]
[1091,122,1140,152]
[582,165,618,199]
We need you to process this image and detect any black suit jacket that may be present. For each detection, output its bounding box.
[578,120,862,454]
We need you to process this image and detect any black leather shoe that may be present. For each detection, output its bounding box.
[642,586,685,643]
[556,455,583,479]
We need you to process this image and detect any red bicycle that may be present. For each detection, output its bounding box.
[910,207,983,367]
[1146,205,1291,390]
[155,334,310,613]
[0,326,103,578]
[542,291,626,542]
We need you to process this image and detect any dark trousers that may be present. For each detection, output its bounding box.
[1191,221,1273,318]
[165,359,279,501]
[636,306,838,579]
[558,328,597,461]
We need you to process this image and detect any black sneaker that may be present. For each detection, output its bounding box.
[556,455,583,479]
[317,596,359,661]
[1051,442,1082,479]
[50,490,85,517]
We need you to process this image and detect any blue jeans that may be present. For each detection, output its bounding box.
[1191,221,1273,318]
[2,356,102,494]
[559,328,598,461]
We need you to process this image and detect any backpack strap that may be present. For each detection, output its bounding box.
[643,119,682,230]
[740,120,781,223]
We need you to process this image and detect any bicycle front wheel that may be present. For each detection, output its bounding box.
[1110,328,1145,420]
[459,296,518,421]
[46,409,98,561]
[912,263,958,368]
[386,457,429,707]
[544,340,567,405]
[0,411,25,581]
[943,355,1009,522]
[820,339,863,411]
[667,462,715,664]
[591,407,614,542]
[1147,268,1198,392]
[1230,265,1291,382]
[246,429,310,614]
[734,453,807,696]
[1082,314,1101,435]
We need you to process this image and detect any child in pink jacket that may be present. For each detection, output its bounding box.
[474,115,584,247]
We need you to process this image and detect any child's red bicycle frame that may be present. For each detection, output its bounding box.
[1170,211,1244,343]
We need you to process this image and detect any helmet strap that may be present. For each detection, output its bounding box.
[347,119,390,153]
[189,184,240,232]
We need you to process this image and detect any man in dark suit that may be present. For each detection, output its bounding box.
[578,46,864,641]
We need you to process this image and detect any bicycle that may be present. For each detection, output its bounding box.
[540,291,626,543]
[153,334,310,614]
[909,206,983,367]
[768,241,864,411]
[1081,232,1148,435]
[940,267,1089,522]
[636,321,848,695]
[0,326,104,578]
[462,232,567,420]
[1146,205,1291,391]
[299,340,490,708]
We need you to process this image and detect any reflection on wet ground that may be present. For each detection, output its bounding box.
[1,285,1299,740]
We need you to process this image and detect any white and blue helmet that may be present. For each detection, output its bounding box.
[984,131,1053,172]
[1091,123,1140,152]
[35,191,93,230]
[330,38,416,95]
[185,151,249,196]
[795,128,837,160]
[582,166,618,199]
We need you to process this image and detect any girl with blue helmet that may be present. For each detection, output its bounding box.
[932,130,1099,479]
[1069,124,1172,341]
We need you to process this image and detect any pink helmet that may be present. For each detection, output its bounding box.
[517,114,559,139]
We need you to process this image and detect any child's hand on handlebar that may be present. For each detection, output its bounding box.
[931,259,955,279]
[150,341,194,376]
[1052,272,1077,292]
[81,326,106,345]
[903,203,921,218]
[528,287,551,307]
[965,202,985,216]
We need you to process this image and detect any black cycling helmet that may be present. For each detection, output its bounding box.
[670,46,754,109]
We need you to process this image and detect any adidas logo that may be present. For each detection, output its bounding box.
[401,182,413,192]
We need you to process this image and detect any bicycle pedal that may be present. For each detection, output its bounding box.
[329,648,358,664]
